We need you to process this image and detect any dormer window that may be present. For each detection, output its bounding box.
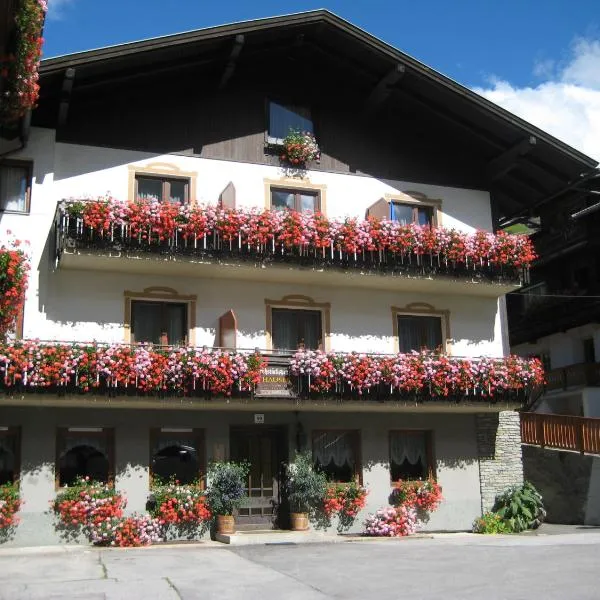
[268,101,313,143]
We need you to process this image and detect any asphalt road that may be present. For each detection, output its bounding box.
[1,531,600,599]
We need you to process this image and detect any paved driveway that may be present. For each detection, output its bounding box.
[1,532,600,599]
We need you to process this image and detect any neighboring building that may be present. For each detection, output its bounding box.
[508,179,600,417]
[1,11,597,546]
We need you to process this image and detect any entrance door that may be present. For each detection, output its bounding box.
[230,426,287,530]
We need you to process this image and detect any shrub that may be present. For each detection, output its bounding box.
[286,452,327,514]
[206,461,249,516]
[492,481,546,533]
[472,512,510,534]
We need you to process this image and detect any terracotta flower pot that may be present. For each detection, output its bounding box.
[216,514,235,535]
[290,512,309,531]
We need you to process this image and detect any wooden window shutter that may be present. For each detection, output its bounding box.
[219,309,237,349]
[219,182,236,209]
[366,198,389,220]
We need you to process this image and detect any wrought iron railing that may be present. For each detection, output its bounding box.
[53,203,528,285]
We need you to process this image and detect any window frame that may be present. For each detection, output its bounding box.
[389,429,436,485]
[263,178,327,215]
[0,159,32,215]
[390,201,434,226]
[130,299,189,346]
[134,174,190,205]
[312,429,362,484]
[266,99,314,145]
[55,427,115,490]
[0,426,21,485]
[383,193,442,227]
[391,303,450,354]
[127,163,197,205]
[124,287,197,346]
[270,187,321,213]
[149,428,206,488]
[265,295,331,352]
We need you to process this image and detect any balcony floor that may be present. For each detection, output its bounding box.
[58,249,520,298]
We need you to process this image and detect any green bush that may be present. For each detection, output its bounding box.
[472,512,510,534]
[286,452,327,514]
[206,461,249,516]
[492,481,546,533]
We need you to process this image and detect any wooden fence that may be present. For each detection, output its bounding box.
[521,412,600,455]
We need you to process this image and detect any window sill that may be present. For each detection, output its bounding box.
[0,209,29,215]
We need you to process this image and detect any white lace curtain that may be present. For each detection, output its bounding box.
[153,438,197,454]
[390,432,426,466]
[313,432,356,467]
[63,435,107,455]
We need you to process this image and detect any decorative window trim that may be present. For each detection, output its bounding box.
[389,429,436,485]
[312,429,362,484]
[0,426,21,485]
[124,287,197,345]
[383,192,442,226]
[55,427,115,490]
[263,177,327,214]
[265,294,331,351]
[149,428,206,488]
[0,159,33,215]
[391,302,451,354]
[127,163,197,205]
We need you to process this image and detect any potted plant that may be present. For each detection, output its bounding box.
[280,129,320,167]
[206,461,249,535]
[286,452,327,531]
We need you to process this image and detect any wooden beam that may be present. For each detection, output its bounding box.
[365,64,405,115]
[486,136,536,181]
[57,67,76,128]
[219,34,245,90]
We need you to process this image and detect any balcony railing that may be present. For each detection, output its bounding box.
[53,201,531,286]
[0,341,542,406]
[521,412,600,455]
[545,362,600,392]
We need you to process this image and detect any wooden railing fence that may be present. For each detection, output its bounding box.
[521,412,600,455]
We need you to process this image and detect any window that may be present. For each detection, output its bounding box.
[583,338,596,364]
[268,101,313,142]
[0,161,31,213]
[131,300,188,345]
[135,175,189,204]
[397,315,443,353]
[389,431,433,481]
[271,188,320,213]
[313,430,360,483]
[57,428,113,488]
[0,427,20,485]
[150,429,205,486]
[391,201,433,226]
[272,308,322,351]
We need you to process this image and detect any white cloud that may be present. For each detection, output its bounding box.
[473,38,600,162]
[47,0,76,21]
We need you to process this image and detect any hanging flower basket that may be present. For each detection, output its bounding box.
[280,130,320,166]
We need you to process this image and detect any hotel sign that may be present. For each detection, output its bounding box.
[255,362,296,398]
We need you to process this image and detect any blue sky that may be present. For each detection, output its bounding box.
[43,0,600,159]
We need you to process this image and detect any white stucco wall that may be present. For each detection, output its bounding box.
[0,128,504,358]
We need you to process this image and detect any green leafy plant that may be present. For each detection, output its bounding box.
[472,511,510,534]
[286,452,327,514]
[205,461,249,516]
[492,481,546,533]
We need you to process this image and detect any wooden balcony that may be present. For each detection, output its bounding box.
[53,204,527,297]
[545,362,600,392]
[521,412,600,455]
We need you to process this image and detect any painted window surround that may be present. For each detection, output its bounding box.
[263,176,327,214]
[127,162,198,205]
[391,302,451,354]
[264,294,331,351]
[123,287,197,345]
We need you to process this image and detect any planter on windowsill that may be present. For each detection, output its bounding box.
[278,130,321,169]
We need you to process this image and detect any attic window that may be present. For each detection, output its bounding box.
[268,101,313,143]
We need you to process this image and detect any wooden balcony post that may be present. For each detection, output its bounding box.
[536,414,545,448]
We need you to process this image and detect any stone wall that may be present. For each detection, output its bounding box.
[476,411,524,512]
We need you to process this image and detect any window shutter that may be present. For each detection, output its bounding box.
[219,309,237,349]
[366,198,389,220]
[219,182,236,209]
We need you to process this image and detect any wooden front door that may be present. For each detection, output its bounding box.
[230,426,287,530]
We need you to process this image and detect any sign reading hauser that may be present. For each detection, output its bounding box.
[255,364,295,397]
